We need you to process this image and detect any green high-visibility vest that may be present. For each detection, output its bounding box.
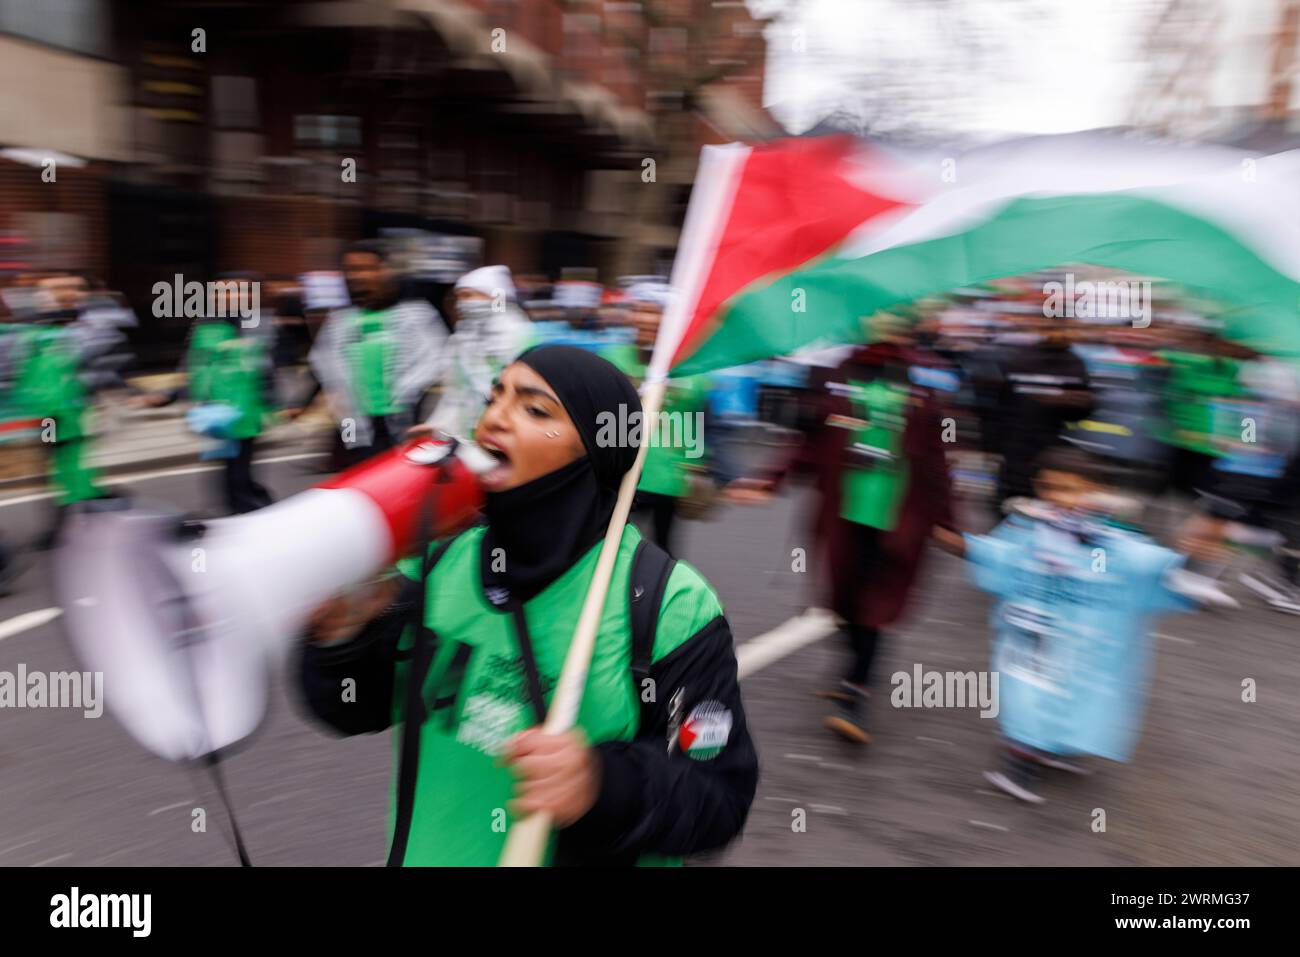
[1156,350,1243,456]
[839,378,909,531]
[14,326,88,437]
[351,310,396,417]
[188,321,268,439]
[602,348,710,499]
[389,522,721,866]
[12,325,99,501]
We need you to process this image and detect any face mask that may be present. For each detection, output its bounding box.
[458,299,500,324]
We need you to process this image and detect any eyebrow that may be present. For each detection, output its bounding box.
[516,385,560,405]
[489,379,559,405]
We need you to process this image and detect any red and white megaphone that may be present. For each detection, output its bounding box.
[54,438,493,763]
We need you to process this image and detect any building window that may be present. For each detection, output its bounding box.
[293,114,361,149]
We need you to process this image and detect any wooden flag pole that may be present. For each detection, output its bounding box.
[497,378,667,867]
[496,143,741,867]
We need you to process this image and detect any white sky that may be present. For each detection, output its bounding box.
[756,0,1182,137]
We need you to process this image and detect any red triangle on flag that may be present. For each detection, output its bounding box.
[678,719,698,751]
[671,135,911,368]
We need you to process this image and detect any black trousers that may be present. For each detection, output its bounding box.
[843,623,882,687]
[632,491,678,556]
[842,522,885,687]
[222,437,273,514]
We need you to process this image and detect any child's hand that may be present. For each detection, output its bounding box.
[932,525,967,557]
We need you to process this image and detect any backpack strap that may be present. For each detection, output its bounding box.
[628,539,676,725]
[387,493,476,867]
[390,530,465,663]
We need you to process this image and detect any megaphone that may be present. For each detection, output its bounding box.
[54,438,493,763]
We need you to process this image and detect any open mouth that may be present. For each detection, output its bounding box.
[479,442,512,488]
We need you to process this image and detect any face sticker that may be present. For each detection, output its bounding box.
[677,700,733,761]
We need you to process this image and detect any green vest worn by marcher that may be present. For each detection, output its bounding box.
[351,309,397,417]
[390,522,722,866]
[13,325,101,503]
[602,347,710,499]
[839,378,910,531]
[1155,350,1243,456]
[188,321,268,440]
[14,326,88,437]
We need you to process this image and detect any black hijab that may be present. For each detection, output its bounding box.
[480,345,641,606]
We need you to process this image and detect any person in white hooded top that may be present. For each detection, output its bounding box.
[424,265,536,442]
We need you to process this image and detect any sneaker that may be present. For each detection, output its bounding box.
[1167,568,1240,609]
[823,684,871,744]
[1267,592,1300,616]
[1028,752,1093,776]
[1239,572,1300,615]
[824,713,871,745]
[984,752,1045,803]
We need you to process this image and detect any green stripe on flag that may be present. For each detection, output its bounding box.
[673,192,1300,375]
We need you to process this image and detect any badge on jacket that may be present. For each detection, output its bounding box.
[678,700,732,761]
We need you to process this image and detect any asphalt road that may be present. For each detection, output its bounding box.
[1,450,1298,866]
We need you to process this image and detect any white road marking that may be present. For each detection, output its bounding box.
[736,607,838,678]
[0,607,62,643]
[763,796,801,804]
[30,853,72,866]
[916,736,954,746]
[968,820,1009,832]
[0,451,326,509]
[810,804,847,815]
[784,753,822,762]
[0,839,39,857]
[147,801,192,817]
[1155,632,1195,645]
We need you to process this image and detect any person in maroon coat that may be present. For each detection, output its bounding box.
[732,333,958,744]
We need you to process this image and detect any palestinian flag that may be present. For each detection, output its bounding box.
[653,132,1300,377]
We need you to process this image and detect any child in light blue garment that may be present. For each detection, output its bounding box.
[935,444,1201,803]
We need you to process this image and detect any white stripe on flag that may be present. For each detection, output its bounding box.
[646,142,751,384]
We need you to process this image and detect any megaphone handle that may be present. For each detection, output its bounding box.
[204,752,252,866]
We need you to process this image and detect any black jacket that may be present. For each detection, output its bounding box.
[297,563,759,865]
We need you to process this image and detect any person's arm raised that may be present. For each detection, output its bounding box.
[296,575,412,736]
